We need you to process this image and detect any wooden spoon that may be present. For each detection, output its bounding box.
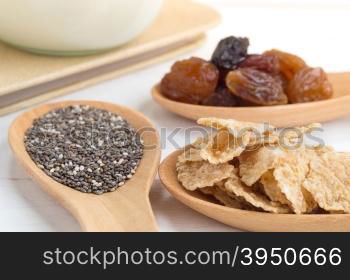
[159,149,350,232]
[152,72,350,127]
[9,100,161,232]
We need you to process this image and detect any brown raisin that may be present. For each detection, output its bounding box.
[264,49,307,81]
[239,54,279,75]
[234,96,257,107]
[201,87,237,107]
[238,53,288,90]
[217,67,231,87]
[225,68,288,106]
[160,57,219,104]
[286,67,333,103]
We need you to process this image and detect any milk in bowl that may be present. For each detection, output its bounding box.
[0,0,163,55]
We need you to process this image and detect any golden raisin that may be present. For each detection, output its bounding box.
[286,67,333,103]
[264,49,307,81]
[160,57,219,104]
[226,68,288,106]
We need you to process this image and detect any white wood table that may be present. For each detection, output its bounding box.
[1,0,350,231]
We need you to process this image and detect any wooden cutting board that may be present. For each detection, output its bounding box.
[0,0,220,115]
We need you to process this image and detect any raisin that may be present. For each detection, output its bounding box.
[160,57,219,104]
[211,36,249,69]
[264,49,307,81]
[229,158,240,168]
[274,74,288,90]
[217,67,231,86]
[235,96,257,107]
[201,87,237,107]
[286,67,333,103]
[225,68,288,106]
[238,53,287,90]
[239,54,279,75]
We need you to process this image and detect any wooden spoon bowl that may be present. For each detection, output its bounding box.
[152,72,350,127]
[159,149,350,232]
[9,100,161,232]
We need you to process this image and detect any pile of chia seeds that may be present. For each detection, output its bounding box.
[24,105,144,195]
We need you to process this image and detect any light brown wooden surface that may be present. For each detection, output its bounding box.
[8,100,161,232]
[158,149,350,232]
[152,72,350,127]
[0,35,206,116]
[0,0,220,115]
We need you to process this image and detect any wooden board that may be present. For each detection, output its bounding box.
[0,35,206,115]
[0,0,220,115]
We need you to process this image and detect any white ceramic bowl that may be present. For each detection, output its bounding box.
[0,0,163,55]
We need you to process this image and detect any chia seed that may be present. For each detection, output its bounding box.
[24,105,144,195]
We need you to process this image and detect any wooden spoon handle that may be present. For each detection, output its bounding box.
[71,196,158,232]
